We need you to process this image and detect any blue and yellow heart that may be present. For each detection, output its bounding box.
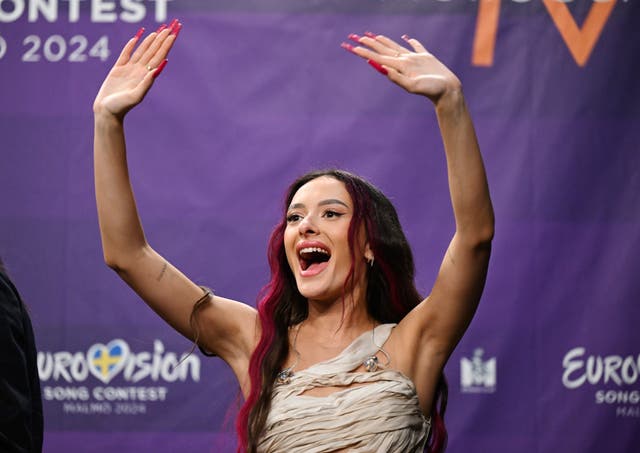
[87,339,130,384]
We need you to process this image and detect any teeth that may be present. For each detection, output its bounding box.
[299,247,329,255]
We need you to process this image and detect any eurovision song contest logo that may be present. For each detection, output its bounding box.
[562,347,640,418]
[38,338,201,416]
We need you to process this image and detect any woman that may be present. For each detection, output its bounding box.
[93,21,494,452]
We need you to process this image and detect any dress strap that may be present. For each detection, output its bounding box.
[302,323,396,375]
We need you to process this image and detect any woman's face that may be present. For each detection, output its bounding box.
[284,176,369,303]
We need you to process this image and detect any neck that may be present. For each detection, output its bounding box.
[304,291,374,341]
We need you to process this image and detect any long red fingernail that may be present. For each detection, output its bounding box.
[156,24,167,33]
[134,27,145,40]
[341,42,356,53]
[153,59,168,79]
[348,33,361,43]
[367,59,388,75]
[171,23,182,37]
[168,18,179,30]
[364,31,377,38]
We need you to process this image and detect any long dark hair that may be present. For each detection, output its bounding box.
[233,169,448,452]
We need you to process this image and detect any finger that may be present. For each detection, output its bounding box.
[401,34,427,54]
[139,19,180,66]
[134,69,158,100]
[152,59,169,79]
[146,35,174,69]
[385,65,405,84]
[367,59,388,76]
[358,33,404,57]
[370,33,408,55]
[385,66,417,92]
[341,41,380,61]
[114,28,145,66]
[342,42,399,71]
[146,23,180,68]
[139,28,172,65]
[114,37,138,66]
[129,30,160,63]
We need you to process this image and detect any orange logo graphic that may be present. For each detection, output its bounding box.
[473,0,616,67]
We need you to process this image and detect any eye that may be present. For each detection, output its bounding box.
[323,210,344,219]
[286,213,302,223]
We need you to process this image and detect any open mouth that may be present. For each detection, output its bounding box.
[298,247,331,272]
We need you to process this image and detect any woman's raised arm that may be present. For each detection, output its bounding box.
[93,23,257,382]
[343,32,495,379]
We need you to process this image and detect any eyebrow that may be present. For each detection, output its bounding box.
[288,199,350,211]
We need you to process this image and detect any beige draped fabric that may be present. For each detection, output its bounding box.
[258,324,431,453]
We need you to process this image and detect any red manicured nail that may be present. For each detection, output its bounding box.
[134,27,145,40]
[156,24,167,33]
[168,18,179,30]
[153,59,168,79]
[401,34,410,41]
[341,42,356,53]
[171,23,182,37]
[364,31,377,38]
[348,33,361,43]
[367,59,388,75]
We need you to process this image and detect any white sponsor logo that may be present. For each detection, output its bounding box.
[562,347,640,418]
[460,348,496,393]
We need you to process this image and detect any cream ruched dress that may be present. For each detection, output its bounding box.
[258,324,431,453]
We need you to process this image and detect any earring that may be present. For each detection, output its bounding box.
[367,256,375,267]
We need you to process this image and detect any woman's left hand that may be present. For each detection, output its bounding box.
[342,33,462,105]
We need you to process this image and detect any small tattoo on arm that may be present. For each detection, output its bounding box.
[156,262,168,281]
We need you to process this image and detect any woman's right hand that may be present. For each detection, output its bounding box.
[93,20,181,119]
[342,32,461,107]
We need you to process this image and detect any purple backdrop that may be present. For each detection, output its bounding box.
[1,1,638,452]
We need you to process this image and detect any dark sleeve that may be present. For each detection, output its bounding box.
[0,271,43,453]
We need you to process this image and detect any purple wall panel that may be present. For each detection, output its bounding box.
[1,1,638,452]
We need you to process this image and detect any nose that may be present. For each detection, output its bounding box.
[298,214,318,236]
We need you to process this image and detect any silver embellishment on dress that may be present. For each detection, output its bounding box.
[362,324,391,372]
[277,322,303,385]
[362,355,379,372]
[277,368,294,385]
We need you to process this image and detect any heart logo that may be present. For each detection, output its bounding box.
[87,339,130,384]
